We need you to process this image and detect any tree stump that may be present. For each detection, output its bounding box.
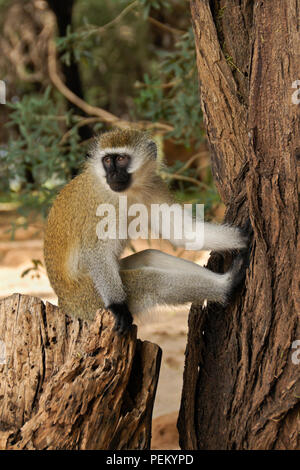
[0,294,161,450]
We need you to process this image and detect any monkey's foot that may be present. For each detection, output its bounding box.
[108,302,133,335]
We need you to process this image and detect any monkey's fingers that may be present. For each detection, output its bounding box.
[226,250,249,304]
[239,217,253,249]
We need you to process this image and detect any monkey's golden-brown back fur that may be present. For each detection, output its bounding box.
[44,169,109,319]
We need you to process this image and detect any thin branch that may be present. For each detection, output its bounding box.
[76,2,185,40]
[48,37,173,133]
[147,16,185,36]
[48,39,121,124]
[174,151,209,175]
[59,117,104,145]
[134,68,194,91]
[80,1,139,38]
[79,137,95,147]
[160,171,209,189]
[135,79,180,90]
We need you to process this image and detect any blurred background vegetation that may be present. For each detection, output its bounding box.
[0,0,223,236]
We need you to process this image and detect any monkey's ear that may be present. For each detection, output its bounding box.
[147,140,157,160]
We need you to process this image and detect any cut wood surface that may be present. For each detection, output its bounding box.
[0,294,161,450]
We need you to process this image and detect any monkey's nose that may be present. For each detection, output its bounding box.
[114,174,128,183]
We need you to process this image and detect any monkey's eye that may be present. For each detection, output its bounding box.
[116,155,129,167]
[103,156,111,167]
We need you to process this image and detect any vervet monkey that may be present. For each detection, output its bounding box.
[44,129,248,334]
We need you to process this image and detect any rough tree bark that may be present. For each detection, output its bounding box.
[0,294,161,450]
[178,0,300,449]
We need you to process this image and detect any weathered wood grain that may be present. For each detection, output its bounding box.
[0,294,161,450]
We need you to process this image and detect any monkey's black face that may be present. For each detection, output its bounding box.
[102,153,132,192]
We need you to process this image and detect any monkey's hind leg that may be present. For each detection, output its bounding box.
[119,249,243,316]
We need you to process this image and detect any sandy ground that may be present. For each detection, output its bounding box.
[0,212,209,449]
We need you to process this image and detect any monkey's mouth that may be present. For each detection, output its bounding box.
[106,171,131,192]
[108,178,131,192]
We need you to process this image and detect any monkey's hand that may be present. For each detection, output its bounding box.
[108,302,133,335]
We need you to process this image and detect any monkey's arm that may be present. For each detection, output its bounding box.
[85,245,133,334]
[173,215,248,252]
[151,180,247,251]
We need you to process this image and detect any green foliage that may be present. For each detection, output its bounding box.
[134,28,204,146]
[161,159,221,219]
[138,0,171,18]
[21,259,43,279]
[56,24,97,67]
[57,0,151,114]
[0,0,222,225]
[1,87,87,219]
[0,0,10,10]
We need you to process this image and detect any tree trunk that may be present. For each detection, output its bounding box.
[0,294,161,450]
[46,0,93,143]
[178,0,300,450]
